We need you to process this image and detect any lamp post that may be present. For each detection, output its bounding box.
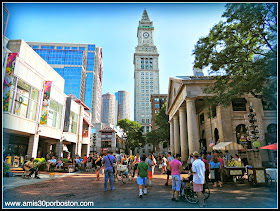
[244,103,264,150]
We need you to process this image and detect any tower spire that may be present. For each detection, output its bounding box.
[141,8,150,22]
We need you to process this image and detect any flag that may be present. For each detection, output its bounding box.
[209,140,214,147]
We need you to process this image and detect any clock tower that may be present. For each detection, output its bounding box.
[134,9,160,134]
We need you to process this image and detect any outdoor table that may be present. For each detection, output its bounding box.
[247,166,266,186]
[265,168,277,181]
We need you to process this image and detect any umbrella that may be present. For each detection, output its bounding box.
[212,142,244,150]
[260,143,277,150]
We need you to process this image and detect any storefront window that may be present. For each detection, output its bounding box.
[27,88,39,121]
[47,99,63,129]
[13,79,30,118]
[69,111,78,134]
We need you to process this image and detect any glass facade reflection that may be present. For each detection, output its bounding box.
[29,43,97,113]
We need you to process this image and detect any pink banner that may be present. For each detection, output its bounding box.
[40,81,52,124]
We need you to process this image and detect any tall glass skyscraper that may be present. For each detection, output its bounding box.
[101,93,115,126]
[26,42,103,123]
[115,91,131,124]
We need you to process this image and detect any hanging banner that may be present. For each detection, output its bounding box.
[3,53,18,111]
[40,81,52,124]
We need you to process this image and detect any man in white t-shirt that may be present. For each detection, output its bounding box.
[192,151,206,208]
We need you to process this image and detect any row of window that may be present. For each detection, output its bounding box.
[34,49,84,57]
[141,81,154,84]
[141,77,154,80]
[3,76,81,132]
[141,119,150,124]
[141,72,153,75]
[141,89,154,92]
[199,98,274,125]
[141,85,154,88]
[141,93,154,97]
[33,46,87,51]
[154,98,166,102]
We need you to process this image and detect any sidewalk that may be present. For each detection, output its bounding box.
[3,169,83,190]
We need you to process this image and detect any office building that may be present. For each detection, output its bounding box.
[26,41,103,124]
[134,9,160,134]
[101,93,116,126]
[115,90,131,124]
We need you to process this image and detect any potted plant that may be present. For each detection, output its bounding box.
[3,163,12,177]
[33,158,47,171]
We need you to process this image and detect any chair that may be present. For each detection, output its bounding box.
[13,156,20,167]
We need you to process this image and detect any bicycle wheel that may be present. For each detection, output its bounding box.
[203,184,210,200]
[184,188,199,204]
[122,173,128,184]
[248,174,256,187]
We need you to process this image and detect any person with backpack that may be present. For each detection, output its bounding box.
[101,150,116,191]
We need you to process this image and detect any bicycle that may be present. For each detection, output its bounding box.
[180,175,210,204]
[114,165,133,184]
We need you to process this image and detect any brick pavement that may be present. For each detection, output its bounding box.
[3,168,277,208]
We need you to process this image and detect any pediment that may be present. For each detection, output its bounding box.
[166,77,183,113]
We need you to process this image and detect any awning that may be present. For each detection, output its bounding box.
[260,143,277,150]
[83,117,94,127]
[213,142,244,150]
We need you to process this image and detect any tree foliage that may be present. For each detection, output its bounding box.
[193,3,277,108]
[117,119,145,153]
[146,103,170,150]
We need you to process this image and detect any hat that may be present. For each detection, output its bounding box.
[192,151,200,157]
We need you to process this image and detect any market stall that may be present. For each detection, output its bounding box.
[213,142,246,183]
[247,166,267,187]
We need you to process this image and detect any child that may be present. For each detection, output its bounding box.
[55,158,63,171]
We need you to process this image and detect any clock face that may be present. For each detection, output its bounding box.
[143,32,149,38]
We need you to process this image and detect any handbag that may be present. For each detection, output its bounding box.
[107,155,115,174]
[159,164,162,169]
[210,169,215,180]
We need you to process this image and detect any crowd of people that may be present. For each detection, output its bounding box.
[24,149,242,207]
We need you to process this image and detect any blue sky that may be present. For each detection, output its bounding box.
[5,2,227,120]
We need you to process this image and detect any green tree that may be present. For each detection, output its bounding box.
[146,103,170,151]
[193,3,277,108]
[117,119,145,154]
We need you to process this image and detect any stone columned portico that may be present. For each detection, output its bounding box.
[166,76,213,159]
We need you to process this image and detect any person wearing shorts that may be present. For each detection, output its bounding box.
[95,154,102,181]
[192,151,206,208]
[161,155,167,174]
[170,154,187,202]
[137,155,149,197]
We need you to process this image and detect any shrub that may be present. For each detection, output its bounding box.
[62,158,69,163]
[34,158,47,170]
[3,163,10,174]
